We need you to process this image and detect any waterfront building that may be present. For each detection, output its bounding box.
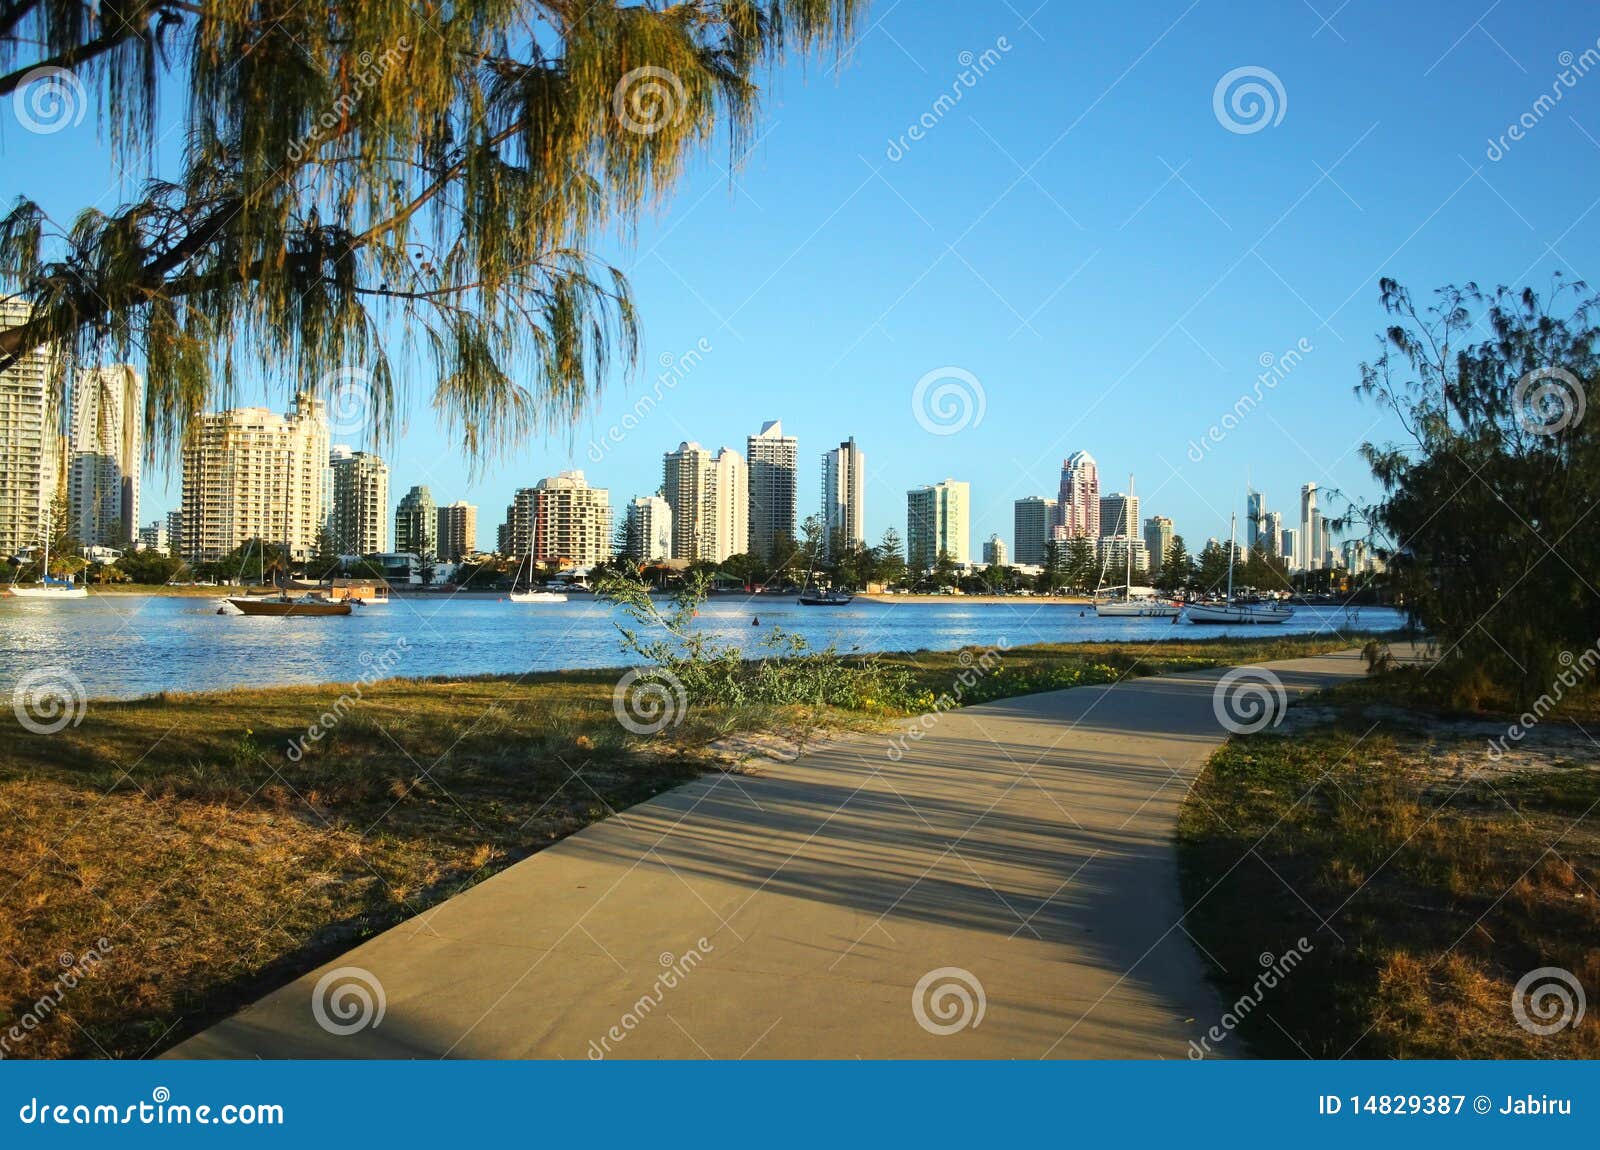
[1098,489,1139,538]
[1013,496,1056,565]
[624,495,673,562]
[820,436,865,554]
[501,471,611,567]
[1055,451,1100,540]
[1299,483,1318,570]
[68,365,142,547]
[906,478,970,569]
[708,448,749,563]
[436,500,477,562]
[394,485,437,557]
[982,535,1008,567]
[1280,527,1298,568]
[180,394,331,562]
[166,510,183,559]
[662,442,747,563]
[1143,515,1174,574]
[137,519,168,553]
[1264,510,1284,556]
[0,295,60,559]
[1097,534,1150,578]
[747,419,797,560]
[329,446,389,556]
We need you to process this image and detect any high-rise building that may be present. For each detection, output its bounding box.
[624,495,673,562]
[747,419,797,560]
[1013,496,1056,565]
[1098,490,1140,538]
[329,446,389,556]
[394,485,437,556]
[180,394,331,562]
[1144,515,1174,574]
[68,365,142,547]
[1097,535,1150,578]
[1299,483,1318,570]
[820,436,865,554]
[1246,489,1265,552]
[0,296,61,559]
[1264,511,1284,556]
[1055,451,1099,539]
[501,471,611,567]
[166,510,184,560]
[906,478,970,569]
[436,500,477,561]
[1280,528,1298,567]
[137,519,168,553]
[662,441,747,563]
[982,534,1008,567]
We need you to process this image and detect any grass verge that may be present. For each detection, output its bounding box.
[3,631,1376,1057]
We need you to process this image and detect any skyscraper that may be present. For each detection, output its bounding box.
[394,485,437,556]
[1281,528,1298,567]
[1264,511,1284,556]
[180,394,331,562]
[0,295,60,558]
[982,535,1008,566]
[329,446,389,555]
[1144,515,1174,575]
[1098,490,1140,538]
[708,447,749,562]
[747,419,797,560]
[1013,496,1056,565]
[820,436,865,554]
[1056,451,1099,539]
[1246,489,1265,551]
[436,500,477,561]
[906,479,970,568]
[68,365,142,547]
[525,471,611,567]
[662,441,747,562]
[624,495,673,562]
[1299,483,1318,570]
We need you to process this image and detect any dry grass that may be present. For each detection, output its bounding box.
[1178,672,1600,1059]
[0,631,1378,1058]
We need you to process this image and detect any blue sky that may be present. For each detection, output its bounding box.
[10,0,1600,555]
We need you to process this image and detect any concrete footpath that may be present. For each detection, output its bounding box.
[173,648,1379,1059]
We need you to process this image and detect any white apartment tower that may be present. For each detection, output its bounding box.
[0,296,61,558]
[329,446,389,555]
[821,436,865,554]
[501,472,611,567]
[624,495,673,562]
[436,500,477,561]
[1299,483,1318,570]
[747,420,797,560]
[68,365,143,548]
[906,478,970,569]
[180,394,331,562]
[662,442,748,563]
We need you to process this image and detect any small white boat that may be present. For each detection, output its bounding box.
[1186,510,1294,625]
[509,589,568,604]
[1095,596,1181,618]
[6,511,88,599]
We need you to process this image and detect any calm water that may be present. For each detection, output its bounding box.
[0,593,1408,700]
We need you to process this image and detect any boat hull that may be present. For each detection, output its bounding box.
[226,597,351,617]
[6,585,89,599]
[508,591,568,604]
[1185,603,1294,624]
[1094,600,1180,618]
[798,595,853,606]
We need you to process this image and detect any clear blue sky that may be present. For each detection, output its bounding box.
[11,0,1599,554]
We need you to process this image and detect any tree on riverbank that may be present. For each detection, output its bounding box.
[0,1,865,462]
[1355,277,1599,704]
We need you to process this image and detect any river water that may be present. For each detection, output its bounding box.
[0,593,1407,700]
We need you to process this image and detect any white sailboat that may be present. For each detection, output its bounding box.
[1095,474,1180,618]
[507,534,567,604]
[1186,512,1294,625]
[6,509,88,600]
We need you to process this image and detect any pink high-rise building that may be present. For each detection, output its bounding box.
[1055,450,1100,539]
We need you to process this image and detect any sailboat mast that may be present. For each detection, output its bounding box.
[1125,473,1133,590]
[1226,513,1236,601]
